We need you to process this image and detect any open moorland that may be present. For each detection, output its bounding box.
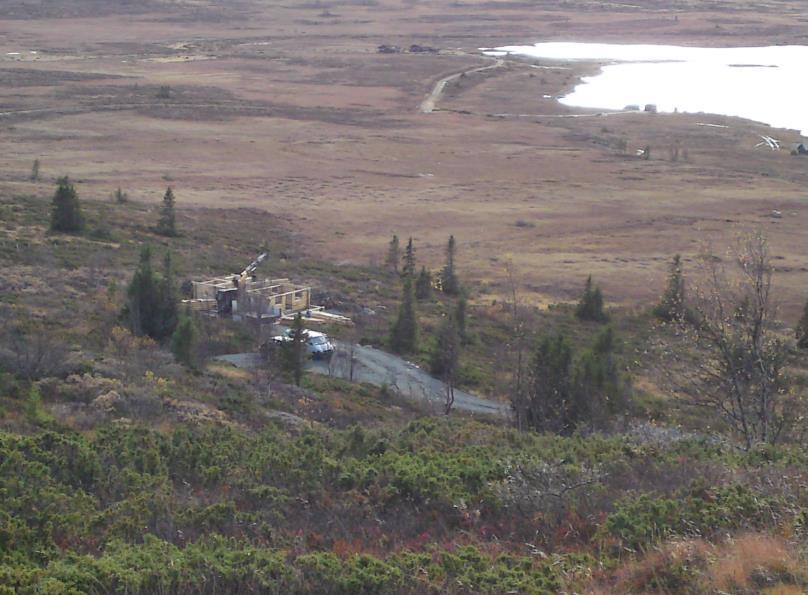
[2,0,808,316]
[2,1,808,592]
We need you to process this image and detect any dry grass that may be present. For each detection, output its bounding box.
[590,533,808,594]
[206,361,253,382]
[708,534,806,594]
[3,0,808,319]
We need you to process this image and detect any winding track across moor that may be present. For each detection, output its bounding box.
[419,57,504,113]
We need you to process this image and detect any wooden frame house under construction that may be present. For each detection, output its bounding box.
[190,276,311,321]
[185,253,352,326]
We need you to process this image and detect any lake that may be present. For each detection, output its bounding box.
[482,42,808,136]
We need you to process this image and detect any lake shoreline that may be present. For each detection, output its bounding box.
[483,42,808,137]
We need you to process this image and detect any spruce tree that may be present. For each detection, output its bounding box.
[415,266,432,300]
[156,187,177,237]
[113,187,128,204]
[572,326,624,429]
[390,276,417,353]
[575,275,607,322]
[527,334,574,433]
[50,177,83,234]
[126,246,157,338]
[797,299,808,349]
[402,237,416,279]
[30,159,40,181]
[386,235,400,274]
[653,254,686,321]
[441,235,460,296]
[125,247,178,341]
[171,307,197,368]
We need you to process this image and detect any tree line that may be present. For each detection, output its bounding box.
[384,230,806,449]
[387,234,464,413]
[49,177,178,237]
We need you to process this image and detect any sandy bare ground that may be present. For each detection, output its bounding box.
[2,0,808,317]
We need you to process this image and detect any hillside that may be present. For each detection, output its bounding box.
[1,188,807,593]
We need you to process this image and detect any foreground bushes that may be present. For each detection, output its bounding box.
[604,483,788,551]
[1,418,806,593]
[0,537,564,594]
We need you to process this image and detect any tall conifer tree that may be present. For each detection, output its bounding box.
[386,235,400,274]
[390,276,417,353]
[156,187,177,237]
[402,237,416,279]
[50,177,83,233]
[441,235,460,296]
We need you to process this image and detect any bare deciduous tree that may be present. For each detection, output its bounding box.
[687,231,794,449]
[0,325,68,381]
[328,327,359,382]
[505,260,531,430]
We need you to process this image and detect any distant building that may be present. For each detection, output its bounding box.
[190,276,311,320]
[644,104,658,113]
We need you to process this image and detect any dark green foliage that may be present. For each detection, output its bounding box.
[50,177,83,234]
[573,326,626,427]
[415,266,432,300]
[0,536,564,594]
[605,483,786,551]
[797,299,808,348]
[125,247,178,341]
[282,313,307,386]
[390,277,417,354]
[524,334,576,434]
[402,237,415,279]
[653,255,686,322]
[23,385,52,426]
[575,275,607,322]
[0,419,805,593]
[113,187,128,204]
[171,307,197,368]
[441,235,460,296]
[521,328,627,434]
[385,234,399,274]
[156,187,177,237]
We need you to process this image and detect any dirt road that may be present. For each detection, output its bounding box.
[215,343,510,419]
[419,58,504,113]
[316,342,510,418]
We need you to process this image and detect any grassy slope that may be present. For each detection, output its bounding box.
[0,189,806,593]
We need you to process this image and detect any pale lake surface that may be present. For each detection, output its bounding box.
[483,42,808,136]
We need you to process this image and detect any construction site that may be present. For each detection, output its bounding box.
[185,253,351,327]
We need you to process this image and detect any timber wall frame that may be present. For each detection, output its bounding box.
[191,277,311,316]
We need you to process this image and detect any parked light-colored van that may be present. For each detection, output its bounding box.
[272,328,335,359]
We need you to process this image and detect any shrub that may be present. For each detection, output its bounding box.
[50,177,83,234]
[575,275,607,322]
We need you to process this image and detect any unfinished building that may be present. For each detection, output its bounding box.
[186,253,351,326]
[190,276,311,321]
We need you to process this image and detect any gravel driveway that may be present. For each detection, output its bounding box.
[215,342,510,419]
